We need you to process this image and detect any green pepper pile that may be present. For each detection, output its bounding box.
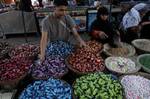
[73,73,123,99]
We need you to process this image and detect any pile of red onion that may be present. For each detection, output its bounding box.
[68,44,105,73]
[9,44,39,60]
[0,57,32,81]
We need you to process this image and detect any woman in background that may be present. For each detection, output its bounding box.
[90,6,120,47]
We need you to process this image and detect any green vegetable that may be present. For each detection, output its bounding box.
[73,73,123,99]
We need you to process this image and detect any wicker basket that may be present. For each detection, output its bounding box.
[103,42,136,57]
[0,73,27,90]
[137,54,150,73]
[119,72,150,99]
[19,78,73,98]
[66,57,105,76]
[105,56,141,75]
[73,73,124,99]
[132,39,150,54]
[119,72,150,80]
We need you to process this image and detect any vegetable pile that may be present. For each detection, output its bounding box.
[121,75,150,99]
[68,49,105,73]
[0,57,32,81]
[74,73,123,99]
[46,41,74,58]
[10,44,39,59]
[106,57,136,73]
[32,56,68,79]
[19,78,72,99]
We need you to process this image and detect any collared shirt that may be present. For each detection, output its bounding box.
[122,8,141,29]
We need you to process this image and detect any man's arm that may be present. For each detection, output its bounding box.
[40,31,48,61]
[72,27,86,47]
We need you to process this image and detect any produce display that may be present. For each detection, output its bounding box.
[104,43,135,57]
[0,57,32,81]
[105,57,137,73]
[121,75,150,99]
[107,47,128,56]
[0,41,12,59]
[139,55,150,70]
[9,44,39,59]
[132,39,150,52]
[74,73,123,99]
[32,56,68,79]
[68,48,105,73]
[85,40,103,53]
[46,41,74,58]
[19,78,72,99]
[140,43,150,52]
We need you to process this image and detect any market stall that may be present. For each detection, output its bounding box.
[0,1,150,99]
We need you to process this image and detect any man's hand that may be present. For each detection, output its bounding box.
[79,40,87,47]
[98,31,108,39]
[39,54,45,63]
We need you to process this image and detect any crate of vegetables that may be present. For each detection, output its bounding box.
[73,73,123,99]
[137,54,150,73]
[105,57,141,74]
[120,72,150,99]
[0,57,32,89]
[19,78,73,99]
[31,56,68,80]
[66,48,105,75]
[103,42,135,57]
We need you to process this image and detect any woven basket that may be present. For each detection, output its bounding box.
[66,57,105,76]
[103,42,136,57]
[132,39,150,54]
[105,56,141,75]
[0,73,27,90]
[73,73,124,99]
[119,72,150,80]
[137,54,150,73]
[19,78,73,98]
[119,72,150,99]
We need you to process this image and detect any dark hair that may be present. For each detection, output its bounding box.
[54,0,68,6]
[97,6,109,18]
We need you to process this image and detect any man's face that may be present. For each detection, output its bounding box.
[55,6,67,17]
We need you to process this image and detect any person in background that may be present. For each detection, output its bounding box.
[19,0,33,12]
[94,0,101,9]
[140,10,150,39]
[38,0,43,8]
[122,3,148,43]
[90,6,120,47]
[40,0,87,61]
